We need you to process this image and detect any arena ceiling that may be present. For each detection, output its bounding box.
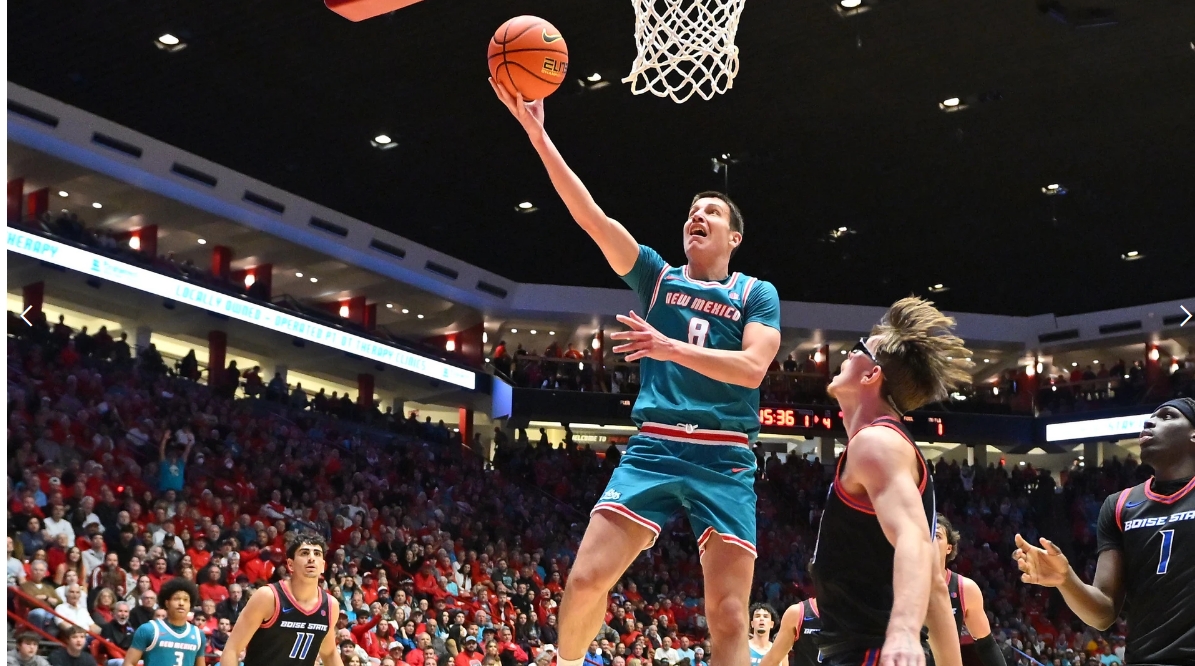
[8,0,1194,317]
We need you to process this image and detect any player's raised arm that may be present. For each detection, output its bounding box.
[218,585,275,666]
[490,78,639,275]
[759,604,801,666]
[1013,533,1124,629]
[850,429,942,666]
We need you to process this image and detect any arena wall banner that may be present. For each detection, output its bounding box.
[1044,412,1152,443]
[7,226,477,389]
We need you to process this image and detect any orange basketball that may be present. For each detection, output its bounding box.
[488,16,569,101]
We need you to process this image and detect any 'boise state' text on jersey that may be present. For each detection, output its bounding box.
[622,245,781,439]
[130,620,206,666]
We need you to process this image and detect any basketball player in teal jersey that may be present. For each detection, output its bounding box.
[123,578,206,666]
[492,81,782,666]
[749,604,778,666]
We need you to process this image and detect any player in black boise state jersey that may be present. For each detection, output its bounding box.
[811,297,971,666]
[933,515,1005,666]
[759,598,822,666]
[1015,398,1195,666]
[220,532,342,666]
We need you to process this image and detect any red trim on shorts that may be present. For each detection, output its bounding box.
[1114,488,1132,531]
[591,502,662,536]
[696,526,758,558]
[639,423,750,447]
[1144,475,1195,504]
[260,584,281,628]
[833,417,926,514]
[861,648,881,666]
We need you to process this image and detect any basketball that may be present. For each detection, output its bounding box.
[488,16,569,101]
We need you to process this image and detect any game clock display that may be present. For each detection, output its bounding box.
[758,406,948,439]
[758,407,842,432]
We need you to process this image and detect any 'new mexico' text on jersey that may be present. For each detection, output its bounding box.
[622,245,781,439]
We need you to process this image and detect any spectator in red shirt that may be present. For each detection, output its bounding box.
[455,636,485,666]
[147,556,172,593]
[198,565,229,603]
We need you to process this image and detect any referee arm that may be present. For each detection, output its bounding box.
[219,585,274,666]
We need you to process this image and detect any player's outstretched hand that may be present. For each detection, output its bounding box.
[880,629,925,666]
[489,77,545,140]
[1013,533,1070,587]
[611,311,676,363]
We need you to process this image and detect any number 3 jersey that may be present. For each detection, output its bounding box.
[621,245,781,440]
[243,582,332,666]
[1096,475,1195,666]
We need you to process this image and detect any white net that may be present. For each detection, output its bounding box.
[623,0,747,103]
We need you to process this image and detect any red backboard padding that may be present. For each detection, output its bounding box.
[325,0,424,21]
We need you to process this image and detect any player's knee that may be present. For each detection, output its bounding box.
[705,595,748,637]
[564,563,614,599]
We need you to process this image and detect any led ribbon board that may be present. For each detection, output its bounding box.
[7,227,476,389]
[1045,413,1151,442]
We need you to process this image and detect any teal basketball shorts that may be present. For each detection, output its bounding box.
[591,421,758,557]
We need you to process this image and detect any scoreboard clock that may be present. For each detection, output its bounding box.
[758,406,949,440]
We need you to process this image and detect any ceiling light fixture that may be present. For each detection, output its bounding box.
[511,328,518,333]
[515,201,538,213]
[1121,250,1144,262]
[128,237,141,250]
[295,272,303,277]
[587,73,602,82]
[938,96,969,112]
[401,309,409,314]
[828,226,855,241]
[929,284,949,293]
[309,277,318,283]
[58,191,69,197]
[92,202,103,209]
[1041,183,1068,196]
[417,314,424,319]
[154,34,187,52]
[983,358,991,363]
[386,303,393,308]
[197,238,207,245]
[530,330,537,335]
[371,134,398,150]
[549,331,555,336]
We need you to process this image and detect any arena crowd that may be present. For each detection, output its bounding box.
[8,313,1185,666]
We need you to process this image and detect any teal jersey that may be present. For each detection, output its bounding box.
[750,643,771,666]
[620,245,781,440]
[131,619,206,666]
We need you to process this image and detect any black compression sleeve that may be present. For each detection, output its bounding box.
[974,635,1007,666]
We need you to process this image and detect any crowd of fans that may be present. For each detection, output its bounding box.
[5,313,1175,666]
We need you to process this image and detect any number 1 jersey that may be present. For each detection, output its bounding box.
[621,245,781,440]
[1096,475,1195,665]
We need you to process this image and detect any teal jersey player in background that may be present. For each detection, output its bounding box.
[493,79,782,666]
[123,578,206,666]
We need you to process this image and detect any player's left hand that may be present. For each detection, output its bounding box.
[610,311,677,362]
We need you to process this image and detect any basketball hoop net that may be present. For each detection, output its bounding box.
[623,0,747,103]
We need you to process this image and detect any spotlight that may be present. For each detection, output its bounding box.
[929,284,949,293]
[587,73,602,82]
[371,134,398,150]
[417,314,424,319]
[1121,250,1144,262]
[515,202,538,213]
[295,272,303,278]
[339,305,350,317]
[938,97,968,112]
[511,328,518,333]
[58,191,69,197]
[401,309,409,314]
[128,236,141,250]
[530,330,537,335]
[1041,183,1068,196]
[92,202,103,209]
[155,34,187,52]
[386,303,393,308]
[309,277,318,283]
[197,238,207,245]
[446,340,456,352]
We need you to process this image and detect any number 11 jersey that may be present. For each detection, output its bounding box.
[243,582,332,666]
[621,245,780,440]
